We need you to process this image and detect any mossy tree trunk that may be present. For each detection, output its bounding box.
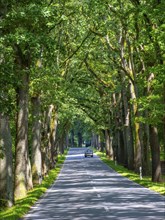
[15,70,33,199]
[14,43,33,198]
[0,114,14,207]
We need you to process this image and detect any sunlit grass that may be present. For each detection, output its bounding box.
[0,152,67,220]
[96,151,165,196]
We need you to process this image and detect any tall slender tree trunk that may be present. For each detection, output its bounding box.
[116,95,126,165]
[91,134,98,149]
[149,125,162,182]
[41,105,54,176]
[127,38,142,172]
[0,114,14,207]
[121,81,134,170]
[163,83,165,151]
[31,96,42,185]
[50,108,58,168]
[26,149,33,190]
[59,132,65,154]
[141,112,151,175]
[78,132,83,147]
[105,129,113,159]
[15,72,32,199]
[129,80,142,172]
[65,133,69,149]
[120,30,135,170]
[42,105,54,175]
[71,129,75,147]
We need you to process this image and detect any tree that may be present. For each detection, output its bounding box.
[0,114,14,207]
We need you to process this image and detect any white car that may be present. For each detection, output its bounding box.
[84,149,93,157]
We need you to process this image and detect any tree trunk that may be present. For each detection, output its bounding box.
[15,72,32,199]
[26,150,33,190]
[71,129,75,147]
[91,134,99,149]
[129,79,142,172]
[141,114,151,175]
[65,133,69,149]
[0,114,14,207]
[41,105,54,175]
[163,83,165,152]
[149,125,162,182]
[59,133,65,154]
[117,129,125,165]
[105,129,113,159]
[50,108,58,168]
[31,96,42,185]
[78,131,83,147]
[121,83,134,170]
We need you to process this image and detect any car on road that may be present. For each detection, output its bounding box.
[84,149,93,157]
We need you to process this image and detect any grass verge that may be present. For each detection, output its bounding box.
[96,151,165,196]
[0,153,67,220]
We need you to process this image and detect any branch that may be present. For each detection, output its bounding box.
[84,58,114,89]
[62,32,92,65]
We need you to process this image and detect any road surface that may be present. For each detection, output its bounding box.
[23,148,165,220]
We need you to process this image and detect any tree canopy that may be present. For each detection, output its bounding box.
[0,0,164,208]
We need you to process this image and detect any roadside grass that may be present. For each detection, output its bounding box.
[96,151,165,196]
[0,153,67,220]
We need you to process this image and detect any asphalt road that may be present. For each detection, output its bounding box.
[23,148,165,220]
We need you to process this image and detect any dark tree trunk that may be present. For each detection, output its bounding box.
[0,114,14,207]
[141,119,151,175]
[117,130,125,165]
[105,129,113,159]
[78,131,83,147]
[41,105,54,176]
[71,129,75,147]
[122,85,134,170]
[65,133,69,149]
[149,125,162,182]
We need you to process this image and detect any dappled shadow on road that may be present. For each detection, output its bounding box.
[23,148,165,220]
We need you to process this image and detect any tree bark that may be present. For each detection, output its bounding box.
[31,96,42,185]
[105,129,113,159]
[50,108,58,168]
[141,113,151,175]
[78,131,83,147]
[41,105,54,175]
[121,80,134,170]
[0,114,14,207]
[129,79,142,172]
[149,125,162,182]
[15,72,32,199]
[71,129,75,147]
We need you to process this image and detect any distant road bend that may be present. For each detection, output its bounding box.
[23,148,165,220]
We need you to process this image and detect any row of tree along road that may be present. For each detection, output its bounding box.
[0,0,164,208]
